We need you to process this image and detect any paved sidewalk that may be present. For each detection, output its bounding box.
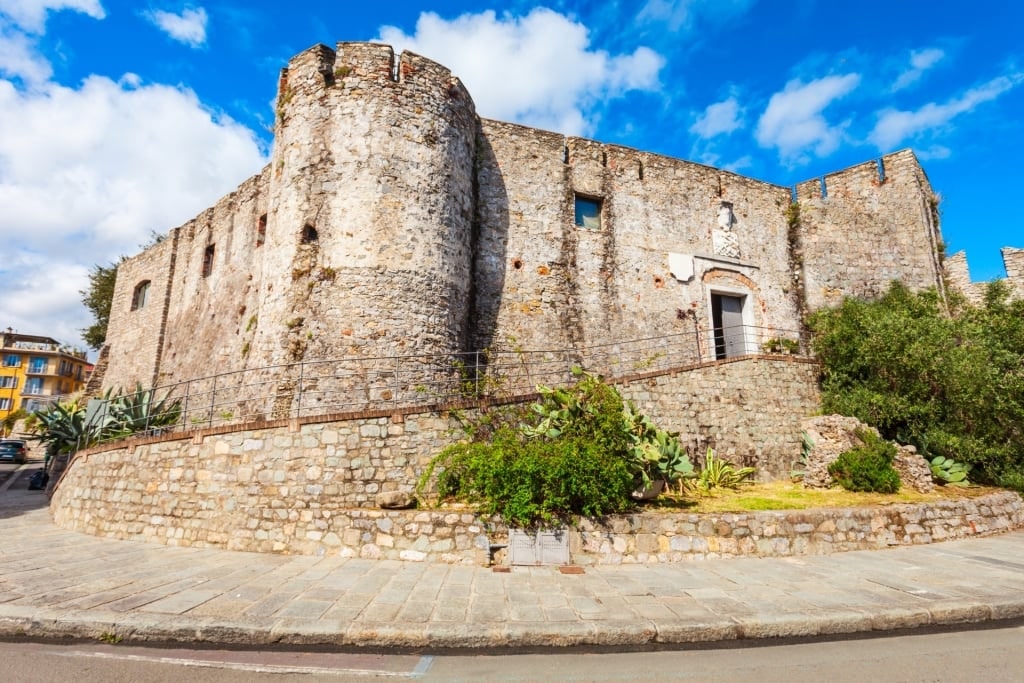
[2,473,1024,650]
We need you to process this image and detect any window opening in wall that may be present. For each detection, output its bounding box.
[202,244,215,277]
[711,293,747,360]
[2,355,19,367]
[27,357,47,374]
[0,376,16,388]
[301,223,319,243]
[131,280,150,311]
[257,214,267,247]
[574,195,602,230]
[0,398,9,410]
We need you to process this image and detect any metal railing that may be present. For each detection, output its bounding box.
[88,324,805,441]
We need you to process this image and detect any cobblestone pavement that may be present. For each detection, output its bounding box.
[2,472,1024,650]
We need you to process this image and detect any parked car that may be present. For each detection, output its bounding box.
[0,439,28,464]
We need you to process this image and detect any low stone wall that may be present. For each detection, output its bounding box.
[569,491,1023,564]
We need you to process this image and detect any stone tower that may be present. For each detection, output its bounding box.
[254,42,479,378]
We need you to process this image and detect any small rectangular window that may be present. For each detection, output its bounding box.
[3,354,19,367]
[202,244,215,277]
[0,376,16,388]
[131,280,150,310]
[0,398,9,410]
[28,357,47,374]
[257,214,267,247]
[574,195,602,230]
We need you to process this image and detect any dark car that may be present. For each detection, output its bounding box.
[0,439,28,464]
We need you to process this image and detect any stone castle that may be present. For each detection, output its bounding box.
[99,40,967,398]
[54,42,1024,560]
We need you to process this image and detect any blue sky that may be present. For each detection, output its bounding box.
[1,0,1021,348]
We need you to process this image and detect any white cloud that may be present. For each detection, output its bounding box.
[637,0,755,31]
[0,0,104,33]
[377,8,664,136]
[891,47,945,92]
[755,74,861,163]
[0,24,50,82]
[142,6,208,48]
[0,29,265,347]
[690,96,744,138]
[870,73,1024,149]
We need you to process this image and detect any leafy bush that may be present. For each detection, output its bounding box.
[419,369,695,527]
[810,281,1024,487]
[693,448,756,492]
[424,428,634,528]
[827,429,901,493]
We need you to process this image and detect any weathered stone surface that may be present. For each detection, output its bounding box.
[376,491,415,509]
[801,415,875,489]
[894,445,936,493]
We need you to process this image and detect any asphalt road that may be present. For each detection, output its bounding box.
[2,622,1022,682]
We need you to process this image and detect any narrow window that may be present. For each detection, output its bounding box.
[2,354,19,367]
[131,280,151,310]
[257,214,267,247]
[202,244,215,277]
[0,398,9,410]
[574,195,602,230]
[301,224,319,243]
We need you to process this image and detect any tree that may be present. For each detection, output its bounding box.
[80,260,121,350]
[809,281,1024,489]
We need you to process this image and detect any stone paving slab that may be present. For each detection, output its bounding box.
[2,483,1024,650]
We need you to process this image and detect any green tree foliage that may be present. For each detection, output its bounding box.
[809,281,1024,488]
[80,260,121,350]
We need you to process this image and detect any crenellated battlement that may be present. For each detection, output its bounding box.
[947,247,1024,303]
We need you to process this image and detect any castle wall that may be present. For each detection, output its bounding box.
[156,169,270,387]
[473,119,801,358]
[1003,247,1024,300]
[103,232,179,391]
[944,247,1024,305]
[796,150,943,310]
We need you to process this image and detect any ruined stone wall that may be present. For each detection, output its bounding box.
[103,231,180,391]
[473,119,801,357]
[796,150,943,310]
[1003,247,1024,300]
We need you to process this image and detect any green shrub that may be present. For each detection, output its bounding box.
[419,369,695,527]
[810,281,1024,485]
[827,430,901,493]
[422,428,633,528]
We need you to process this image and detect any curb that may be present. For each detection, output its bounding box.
[3,598,1023,650]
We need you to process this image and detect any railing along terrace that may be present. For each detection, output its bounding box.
[88,324,803,442]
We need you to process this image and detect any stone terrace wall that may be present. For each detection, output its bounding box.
[619,356,820,478]
[568,491,1022,565]
[53,356,818,557]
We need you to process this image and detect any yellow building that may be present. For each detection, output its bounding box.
[0,330,90,421]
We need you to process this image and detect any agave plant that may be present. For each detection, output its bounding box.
[693,447,757,492]
[930,455,972,487]
[103,383,183,438]
[30,400,101,455]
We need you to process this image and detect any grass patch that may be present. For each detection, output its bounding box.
[652,481,1004,514]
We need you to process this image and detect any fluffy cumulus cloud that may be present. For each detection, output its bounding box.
[0,3,265,346]
[142,6,208,48]
[755,74,860,163]
[637,0,755,31]
[377,8,664,136]
[870,72,1024,150]
[891,47,945,92]
[0,0,104,33]
[690,95,744,138]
